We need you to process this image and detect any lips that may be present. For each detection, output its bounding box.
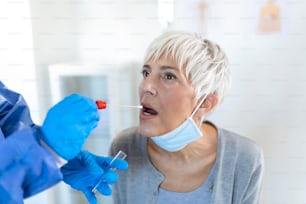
[141,103,158,115]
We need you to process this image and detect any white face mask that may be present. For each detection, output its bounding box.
[150,97,206,152]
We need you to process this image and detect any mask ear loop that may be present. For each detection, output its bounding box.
[190,80,215,118]
[190,94,207,118]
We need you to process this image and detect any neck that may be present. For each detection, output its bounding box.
[147,122,218,192]
[148,122,217,161]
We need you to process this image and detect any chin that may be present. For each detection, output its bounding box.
[138,125,156,137]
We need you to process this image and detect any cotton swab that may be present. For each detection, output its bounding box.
[95,100,142,110]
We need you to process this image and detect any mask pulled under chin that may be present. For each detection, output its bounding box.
[150,117,202,152]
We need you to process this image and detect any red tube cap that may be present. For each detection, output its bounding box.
[95,100,107,109]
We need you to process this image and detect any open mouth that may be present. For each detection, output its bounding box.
[142,105,158,115]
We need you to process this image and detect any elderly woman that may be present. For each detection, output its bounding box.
[110,31,264,204]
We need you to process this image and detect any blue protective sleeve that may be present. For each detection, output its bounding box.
[0,81,63,200]
[0,81,34,136]
[0,128,63,200]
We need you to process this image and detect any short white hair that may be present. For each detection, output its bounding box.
[144,31,231,104]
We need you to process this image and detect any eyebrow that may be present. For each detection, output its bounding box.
[143,64,178,71]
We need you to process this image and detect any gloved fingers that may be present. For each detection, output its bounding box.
[47,94,99,125]
[87,118,99,132]
[95,156,112,169]
[102,171,119,184]
[83,189,98,204]
[107,158,128,171]
[57,93,97,113]
[76,99,98,113]
[110,158,128,170]
[41,94,99,160]
[52,93,84,111]
[82,111,99,126]
[89,112,100,122]
[76,150,92,161]
[68,93,98,112]
[81,120,99,140]
[60,93,83,104]
[95,157,128,170]
[96,182,112,196]
[66,151,104,175]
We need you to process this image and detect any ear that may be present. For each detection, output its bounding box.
[200,94,219,113]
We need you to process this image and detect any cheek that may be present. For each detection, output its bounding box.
[160,93,195,128]
[162,90,195,113]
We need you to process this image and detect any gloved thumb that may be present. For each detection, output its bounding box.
[97,182,112,196]
[83,189,97,204]
[110,158,128,170]
[103,171,119,184]
[96,156,128,171]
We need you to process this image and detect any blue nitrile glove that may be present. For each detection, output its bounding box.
[41,93,99,160]
[61,151,128,204]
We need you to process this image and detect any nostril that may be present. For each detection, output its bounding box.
[143,86,157,96]
[140,81,157,96]
[145,90,154,95]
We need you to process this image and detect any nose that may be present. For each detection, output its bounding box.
[139,78,157,96]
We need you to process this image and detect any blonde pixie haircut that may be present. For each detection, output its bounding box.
[144,31,231,104]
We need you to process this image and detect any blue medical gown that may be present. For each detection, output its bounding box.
[0,81,62,202]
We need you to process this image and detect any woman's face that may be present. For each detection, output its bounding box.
[138,56,197,137]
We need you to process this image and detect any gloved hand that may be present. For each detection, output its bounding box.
[41,93,99,160]
[61,151,128,204]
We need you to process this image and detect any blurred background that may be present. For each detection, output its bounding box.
[1,0,306,203]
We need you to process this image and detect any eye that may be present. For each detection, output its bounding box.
[163,72,177,80]
[141,69,149,78]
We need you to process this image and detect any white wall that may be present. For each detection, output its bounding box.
[0,1,51,204]
[28,0,80,116]
[73,0,163,64]
[172,0,306,203]
[28,0,164,116]
[1,0,306,203]
[0,0,39,121]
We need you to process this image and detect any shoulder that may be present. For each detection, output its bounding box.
[210,124,264,203]
[221,128,262,153]
[110,127,146,156]
[217,126,264,169]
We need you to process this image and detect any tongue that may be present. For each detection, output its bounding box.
[145,108,158,115]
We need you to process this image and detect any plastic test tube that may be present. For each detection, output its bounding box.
[91,150,127,193]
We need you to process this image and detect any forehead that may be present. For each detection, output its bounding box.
[144,55,180,70]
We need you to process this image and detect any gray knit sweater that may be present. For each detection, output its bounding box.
[109,123,264,204]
